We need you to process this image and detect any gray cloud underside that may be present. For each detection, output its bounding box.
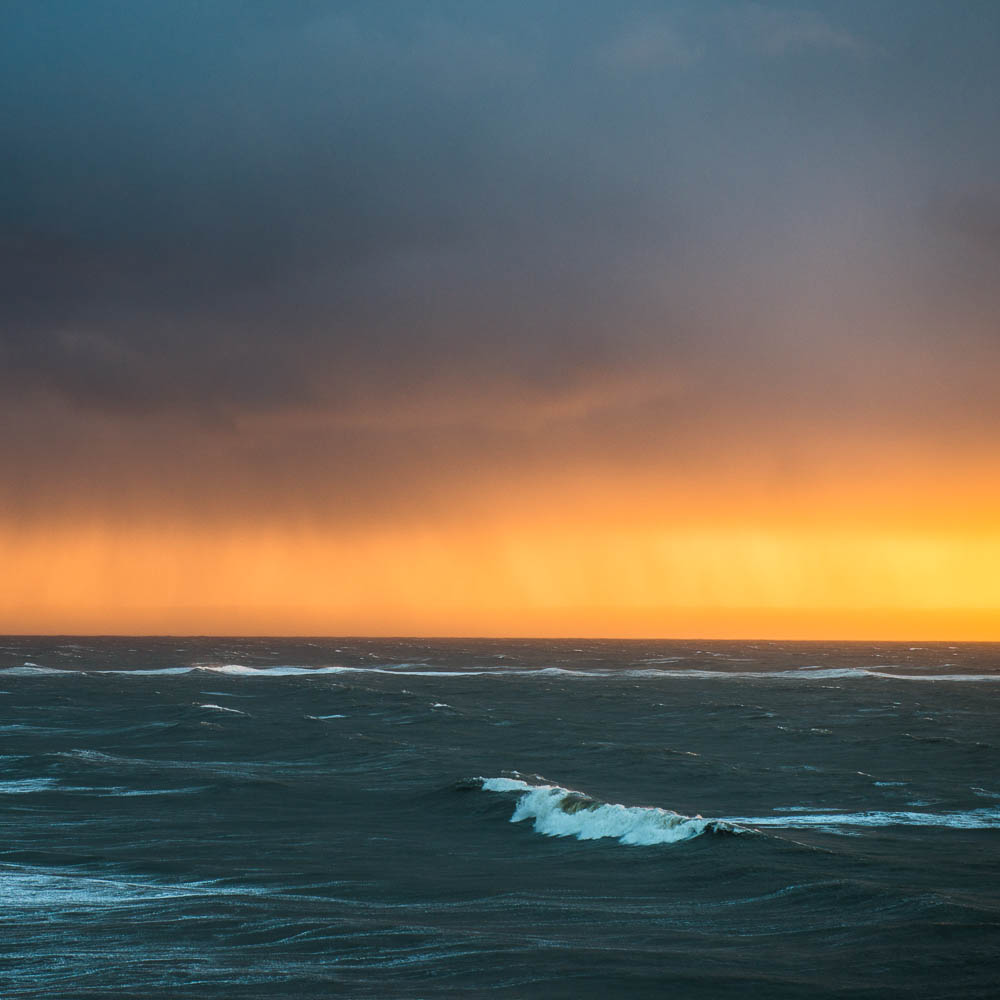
[2,0,999,518]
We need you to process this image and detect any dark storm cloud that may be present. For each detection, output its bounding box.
[3,1,1000,520]
[1,0,684,420]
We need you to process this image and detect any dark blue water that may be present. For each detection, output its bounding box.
[1,637,998,998]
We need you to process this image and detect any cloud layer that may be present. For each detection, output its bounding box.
[2,2,1000,631]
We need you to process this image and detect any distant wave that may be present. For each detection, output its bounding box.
[102,667,197,676]
[475,774,1000,847]
[0,665,75,676]
[2,663,997,681]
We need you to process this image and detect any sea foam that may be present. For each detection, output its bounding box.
[729,808,1000,830]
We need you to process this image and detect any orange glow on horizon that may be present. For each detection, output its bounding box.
[3,513,998,640]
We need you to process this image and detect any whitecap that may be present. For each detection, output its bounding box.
[95,667,195,676]
[0,665,74,676]
[8,662,997,683]
[477,776,736,846]
[201,664,352,676]
[772,805,833,812]
[111,786,207,797]
[866,672,1000,682]
[971,786,1000,799]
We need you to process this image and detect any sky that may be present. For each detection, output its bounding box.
[2,0,1000,638]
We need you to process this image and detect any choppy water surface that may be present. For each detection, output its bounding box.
[1,637,998,998]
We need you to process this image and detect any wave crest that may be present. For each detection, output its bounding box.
[477,774,738,846]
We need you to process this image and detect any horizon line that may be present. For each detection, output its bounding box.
[3,633,999,644]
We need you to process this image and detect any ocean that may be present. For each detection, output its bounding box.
[1,637,998,998]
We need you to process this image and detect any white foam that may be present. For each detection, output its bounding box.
[306,714,346,720]
[203,664,484,677]
[110,786,207,797]
[0,778,60,794]
[195,703,248,715]
[865,672,1000,682]
[3,662,996,682]
[204,664,338,676]
[0,666,74,676]
[478,776,1000,845]
[620,667,1000,682]
[478,776,732,846]
[971,786,1000,799]
[0,866,255,908]
[729,808,1000,830]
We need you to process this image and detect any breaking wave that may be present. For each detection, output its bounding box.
[474,775,1000,847]
[475,774,739,846]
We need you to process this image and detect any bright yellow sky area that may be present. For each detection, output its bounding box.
[3,516,998,639]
